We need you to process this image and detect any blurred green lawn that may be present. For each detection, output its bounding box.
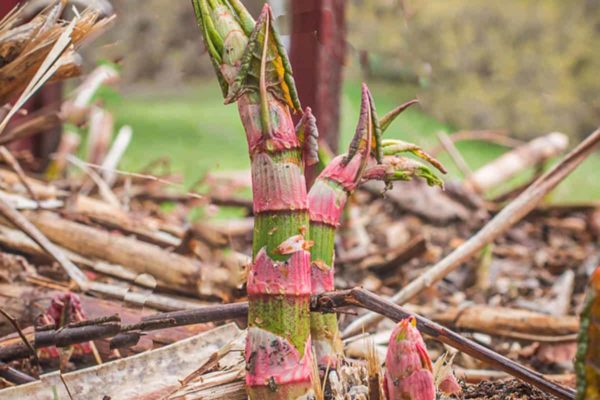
[103,79,600,203]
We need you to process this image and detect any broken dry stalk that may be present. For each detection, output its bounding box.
[0,198,88,290]
[384,317,435,400]
[192,1,314,398]
[0,288,576,399]
[576,266,600,400]
[23,211,200,291]
[0,5,114,132]
[432,353,462,397]
[61,63,119,125]
[464,131,569,193]
[0,146,39,203]
[367,338,383,400]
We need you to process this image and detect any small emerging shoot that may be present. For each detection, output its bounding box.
[384,317,435,400]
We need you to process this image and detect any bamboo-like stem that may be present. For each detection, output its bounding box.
[307,84,374,370]
[191,2,313,398]
[308,89,442,370]
[575,266,600,400]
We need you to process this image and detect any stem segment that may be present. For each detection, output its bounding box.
[308,86,443,370]
[191,2,313,398]
[308,84,375,370]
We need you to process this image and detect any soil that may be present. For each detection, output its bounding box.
[462,380,560,400]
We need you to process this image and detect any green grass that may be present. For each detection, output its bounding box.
[102,82,249,184]
[103,78,600,203]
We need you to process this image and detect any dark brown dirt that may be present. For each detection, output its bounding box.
[463,379,559,399]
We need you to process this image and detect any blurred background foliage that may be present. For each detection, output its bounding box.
[348,0,600,139]
[93,0,264,84]
[93,0,211,84]
[84,0,600,201]
[96,0,600,140]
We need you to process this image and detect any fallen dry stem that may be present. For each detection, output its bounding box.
[0,360,35,384]
[436,130,474,179]
[24,211,200,290]
[0,111,62,146]
[0,289,576,399]
[317,288,576,400]
[465,132,568,193]
[0,197,88,289]
[0,307,37,364]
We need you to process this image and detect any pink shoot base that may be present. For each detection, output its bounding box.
[245,327,313,387]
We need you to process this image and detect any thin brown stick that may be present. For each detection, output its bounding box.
[73,159,203,200]
[315,288,576,400]
[0,290,576,399]
[59,372,74,400]
[0,322,121,362]
[0,361,35,384]
[343,127,600,338]
[0,146,38,203]
[436,131,474,180]
[0,307,37,363]
[67,155,120,208]
[0,302,244,361]
[429,129,524,156]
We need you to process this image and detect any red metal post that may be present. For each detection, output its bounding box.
[290,0,346,182]
[0,1,19,17]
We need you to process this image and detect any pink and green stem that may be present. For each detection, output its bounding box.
[576,266,600,400]
[192,1,446,392]
[308,84,377,370]
[192,1,314,398]
[308,85,446,370]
